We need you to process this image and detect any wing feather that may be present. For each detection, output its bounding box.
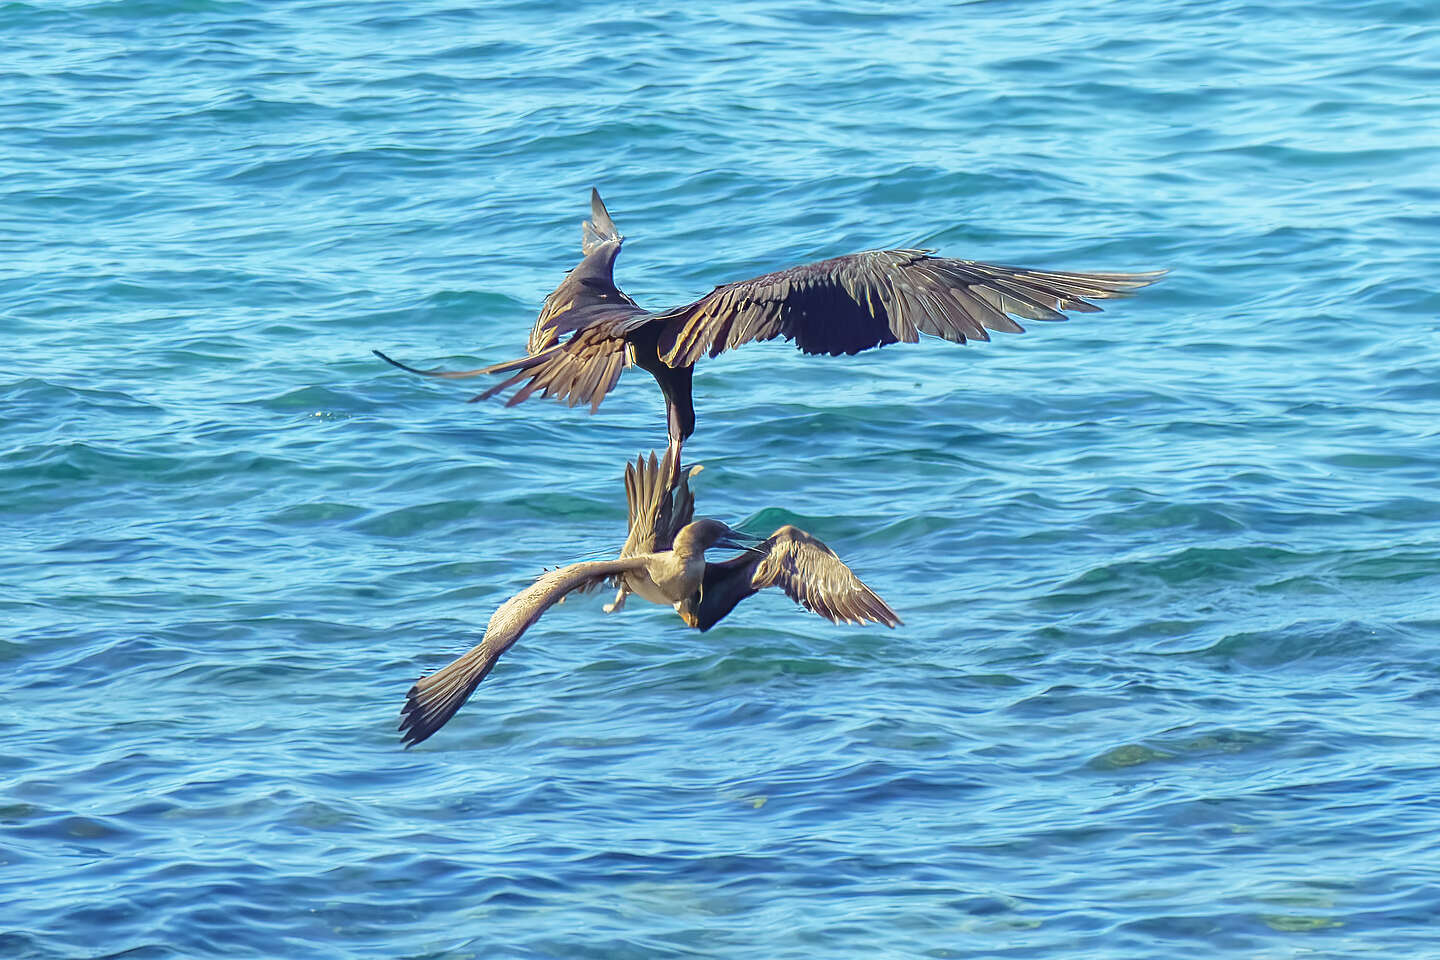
[474,323,634,413]
[375,303,645,414]
[620,447,699,558]
[651,249,1164,366]
[750,525,902,628]
[398,557,645,747]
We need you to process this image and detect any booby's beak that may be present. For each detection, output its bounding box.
[716,529,765,554]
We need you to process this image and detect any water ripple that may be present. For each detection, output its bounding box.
[4,1,1440,958]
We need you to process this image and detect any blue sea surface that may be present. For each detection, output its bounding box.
[4,1,1440,957]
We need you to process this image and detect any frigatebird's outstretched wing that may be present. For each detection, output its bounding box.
[374,191,1164,441]
[651,250,1166,366]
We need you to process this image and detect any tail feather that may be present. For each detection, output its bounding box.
[374,347,548,381]
[398,642,501,748]
[582,188,622,254]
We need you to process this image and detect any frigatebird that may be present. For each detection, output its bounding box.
[376,190,1164,471]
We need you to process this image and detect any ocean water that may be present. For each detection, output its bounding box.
[4,0,1440,956]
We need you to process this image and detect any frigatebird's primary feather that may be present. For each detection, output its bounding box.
[376,189,1164,470]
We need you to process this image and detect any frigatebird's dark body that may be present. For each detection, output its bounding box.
[375,190,1164,469]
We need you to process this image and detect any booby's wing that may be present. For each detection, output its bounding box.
[619,447,700,558]
[399,556,646,747]
[681,524,901,631]
[650,250,1166,367]
[752,526,902,627]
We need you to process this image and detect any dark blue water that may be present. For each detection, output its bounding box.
[4,1,1440,957]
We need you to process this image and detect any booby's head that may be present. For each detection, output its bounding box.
[674,519,763,556]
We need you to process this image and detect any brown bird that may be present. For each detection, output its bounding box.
[398,447,899,747]
[375,189,1165,473]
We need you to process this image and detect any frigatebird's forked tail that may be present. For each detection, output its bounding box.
[582,187,622,254]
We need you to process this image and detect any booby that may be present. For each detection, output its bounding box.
[398,447,899,747]
[375,189,1165,471]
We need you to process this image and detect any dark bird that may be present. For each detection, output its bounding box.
[375,189,1165,472]
[398,447,899,747]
